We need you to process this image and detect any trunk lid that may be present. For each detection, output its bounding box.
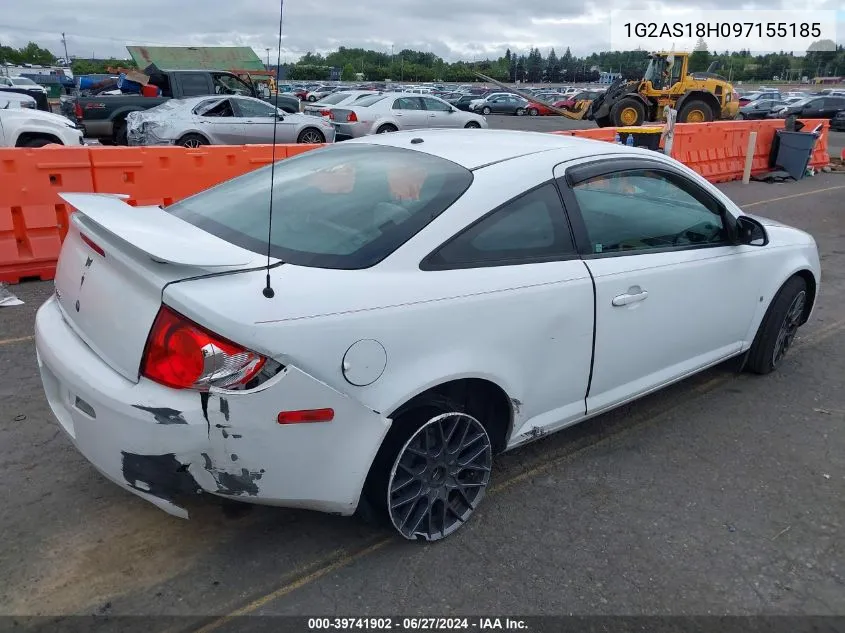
[54,193,276,382]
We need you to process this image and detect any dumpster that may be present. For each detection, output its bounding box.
[616,126,663,150]
[770,129,819,181]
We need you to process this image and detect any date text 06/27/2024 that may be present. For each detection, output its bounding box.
[609,10,837,53]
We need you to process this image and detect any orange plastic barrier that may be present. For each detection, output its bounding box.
[0,125,833,284]
[0,147,94,284]
[554,119,830,183]
[1,143,321,283]
[89,144,322,207]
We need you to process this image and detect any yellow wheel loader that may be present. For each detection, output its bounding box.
[475,51,738,127]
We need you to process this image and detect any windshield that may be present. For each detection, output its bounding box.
[786,97,813,108]
[12,77,38,86]
[643,59,657,83]
[352,94,388,107]
[318,92,353,105]
[166,144,474,270]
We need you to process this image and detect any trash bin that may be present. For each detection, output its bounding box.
[616,126,663,150]
[770,130,818,181]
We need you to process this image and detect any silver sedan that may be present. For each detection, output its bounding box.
[126,95,335,147]
[330,92,488,140]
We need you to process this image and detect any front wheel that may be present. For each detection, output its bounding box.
[297,128,325,144]
[364,397,493,541]
[307,95,317,102]
[464,121,481,129]
[515,108,525,116]
[376,124,398,134]
[528,108,539,116]
[746,276,808,374]
[481,106,491,115]
[20,138,55,148]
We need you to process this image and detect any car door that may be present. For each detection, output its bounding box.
[555,158,765,415]
[490,96,510,113]
[391,97,429,129]
[420,96,456,128]
[800,98,826,118]
[232,96,290,143]
[422,181,594,438]
[192,98,246,145]
[822,97,845,119]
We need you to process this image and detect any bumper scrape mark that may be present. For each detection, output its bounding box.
[201,453,264,496]
[132,405,188,425]
[121,452,200,501]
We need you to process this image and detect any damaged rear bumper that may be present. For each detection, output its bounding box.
[34,295,391,518]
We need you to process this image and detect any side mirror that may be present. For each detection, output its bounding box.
[736,215,768,246]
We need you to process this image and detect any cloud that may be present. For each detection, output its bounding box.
[0,0,841,62]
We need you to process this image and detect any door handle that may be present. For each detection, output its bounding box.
[612,288,648,306]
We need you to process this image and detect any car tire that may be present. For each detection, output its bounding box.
[528,108,539,116]
[376,124,398,134]
[297,128,325,143]
[464,121,481,129]
[678,99,714,124]
[610,98,646,127]
[482,106,491,115]
[745,276,808,375]
[307,95,317,102]
[363,395,494,541]
[20,138,56,148]
[515,108,525,116]
[177,133,208,148]
[113,121,128,146]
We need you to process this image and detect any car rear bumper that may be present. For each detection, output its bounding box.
[35,295,391,519]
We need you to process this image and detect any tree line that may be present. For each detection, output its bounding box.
[2,39,842,84]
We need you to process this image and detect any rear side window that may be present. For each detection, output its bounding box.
[179,74,211,96]
[353,94,388,107]
[167,145,473,270]
[422,183,576,270]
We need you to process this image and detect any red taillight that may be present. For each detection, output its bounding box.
[346,111,358,122]
[141,306,266,390]
[74,102,83,119]
[79,233,105,257]
[277,408,335,425]
[319,109,332,117]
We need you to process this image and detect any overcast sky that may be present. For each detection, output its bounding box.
[0,0,843,62]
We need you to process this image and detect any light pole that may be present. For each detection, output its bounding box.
[266,48,271,68]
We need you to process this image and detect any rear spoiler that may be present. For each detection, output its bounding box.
[59,193,273,268]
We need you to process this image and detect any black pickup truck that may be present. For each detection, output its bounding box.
[71,67,300,145]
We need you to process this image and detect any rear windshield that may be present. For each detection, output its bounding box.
[166,144,473,269]
[318,92,352,104]
[353,94,388,107]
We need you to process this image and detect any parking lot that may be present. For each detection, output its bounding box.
[2,115,845,628]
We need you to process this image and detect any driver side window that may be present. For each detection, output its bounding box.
[571,169,728,255]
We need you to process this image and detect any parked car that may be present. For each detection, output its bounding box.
[738,91,781,106]
[767,95,845,122]
[0,106,84,147]
[71,68,264,145]
[126,95,335,147]
[0,92,37,109]
[302,90,379,117]
[524,101,556,116]
[554,90,603,110]
[831,111,845,131]
[451,94,480,111]
[305,86,335,102]
[0,75,50,111]
[38,129,820,541]
[470,94,529,115]
[736,98,786,119]
[329,93,487,140]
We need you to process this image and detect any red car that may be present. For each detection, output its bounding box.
[524,101,556,116]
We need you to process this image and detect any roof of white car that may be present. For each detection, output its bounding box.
[343,128,648,170]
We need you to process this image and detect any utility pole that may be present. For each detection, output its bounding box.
[61,32,69,64]
[266,48,270,68]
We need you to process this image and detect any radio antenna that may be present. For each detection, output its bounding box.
[262,0,285,299]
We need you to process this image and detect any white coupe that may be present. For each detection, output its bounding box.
[36,129,820,541]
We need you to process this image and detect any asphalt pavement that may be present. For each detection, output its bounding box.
[1,121,844,630]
